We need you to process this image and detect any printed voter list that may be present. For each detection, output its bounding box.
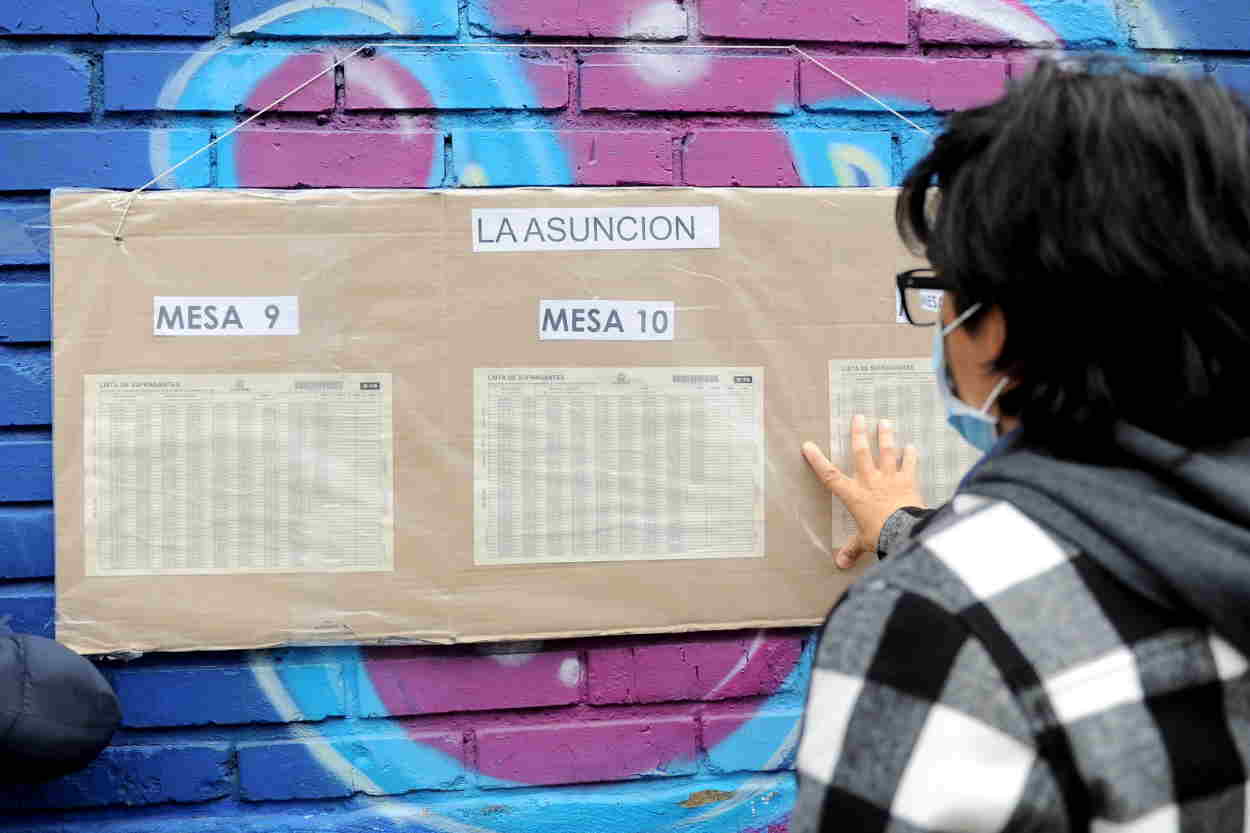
[474,367,764,566]
[83,374,393,576]
[828,358,981,540]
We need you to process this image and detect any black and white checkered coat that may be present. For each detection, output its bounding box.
[793,493,1250,833]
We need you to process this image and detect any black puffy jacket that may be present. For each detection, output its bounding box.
[0,632,121,783]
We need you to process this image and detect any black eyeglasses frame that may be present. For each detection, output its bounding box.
[895,268,953,327]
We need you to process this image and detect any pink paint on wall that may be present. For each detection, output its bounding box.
[362,648,582,716]
[566,131,674,185]
[473,0,687,39]
[918,10,1018,43]
[682,131,802,186]
[519,58,573,111]
[581,55,795,114]
[917,0,1055,44]
[244,53,335,112]
[343,53,435,110]
[588,632,803,703]
[701,0,909,44]
[233,126,438,187]
[358,631,802,785]
[476,714,699,785]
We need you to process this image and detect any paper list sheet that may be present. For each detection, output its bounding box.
[828,358,982,541]
[84,374,394,575]
[474,367,765,565]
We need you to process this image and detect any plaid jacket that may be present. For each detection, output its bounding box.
[793,493,1250,833]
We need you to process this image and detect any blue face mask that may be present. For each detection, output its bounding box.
[933,302,1010,453]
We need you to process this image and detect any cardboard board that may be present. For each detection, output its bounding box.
[53,187,940,655]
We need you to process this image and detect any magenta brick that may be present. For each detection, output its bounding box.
[359,647,582,716]
[683,130,800,186]
[470,0,687,38]
[580,55,794,114]
[701,0,908,44]
[568,132,674,185]
[476,715,698,786]
[588,632,803,704]
[918,8,1017,44]
[226,128,440,187]
[801,56,1008,112]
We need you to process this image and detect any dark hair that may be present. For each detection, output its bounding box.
[897,56,1250,451]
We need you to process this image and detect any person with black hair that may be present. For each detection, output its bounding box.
[794,57,1250,832]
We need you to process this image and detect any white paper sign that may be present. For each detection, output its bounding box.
[539,300,675,341]
[473,206,720,252]
[153,296,299,336]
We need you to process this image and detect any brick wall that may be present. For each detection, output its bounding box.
[0,0,1244,829]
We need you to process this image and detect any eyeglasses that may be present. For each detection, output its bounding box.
[896,268,952,327]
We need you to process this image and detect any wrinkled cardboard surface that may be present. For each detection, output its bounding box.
[53,187,929,654]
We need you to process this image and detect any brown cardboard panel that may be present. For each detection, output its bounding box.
[53,187,926,654]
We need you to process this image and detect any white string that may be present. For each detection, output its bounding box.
[113,41,933,240]
[113,43,371,240]
[791,47,933,138]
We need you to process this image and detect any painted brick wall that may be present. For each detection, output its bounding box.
[0,0,1238,829]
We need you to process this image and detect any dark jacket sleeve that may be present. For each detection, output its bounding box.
[876,506,935,559]
[0,633,121,783]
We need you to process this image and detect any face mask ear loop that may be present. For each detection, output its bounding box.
[980,375,1011,415]
[941,302,983,337]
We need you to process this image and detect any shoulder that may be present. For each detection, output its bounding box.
[806,494,1068,784]
[810,495,1064,738]
[856,493,1079,621]
[797,502,1070,833]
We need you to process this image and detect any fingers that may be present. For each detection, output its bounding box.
[834,540,862,570]
[877,419,898,471]
[850,414,877,478]
[901,443,919,477]
[802,441,851,497]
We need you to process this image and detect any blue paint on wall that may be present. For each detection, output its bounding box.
[229,0,458,37]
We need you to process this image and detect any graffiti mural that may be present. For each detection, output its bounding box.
[3,0,1213,826]
[141,0,1145,195]
[232,633,809,831]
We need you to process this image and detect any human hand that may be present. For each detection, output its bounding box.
[802,414,926,569]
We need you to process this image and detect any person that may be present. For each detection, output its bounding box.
[0,626,121,783]
[793,57,1250,833]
